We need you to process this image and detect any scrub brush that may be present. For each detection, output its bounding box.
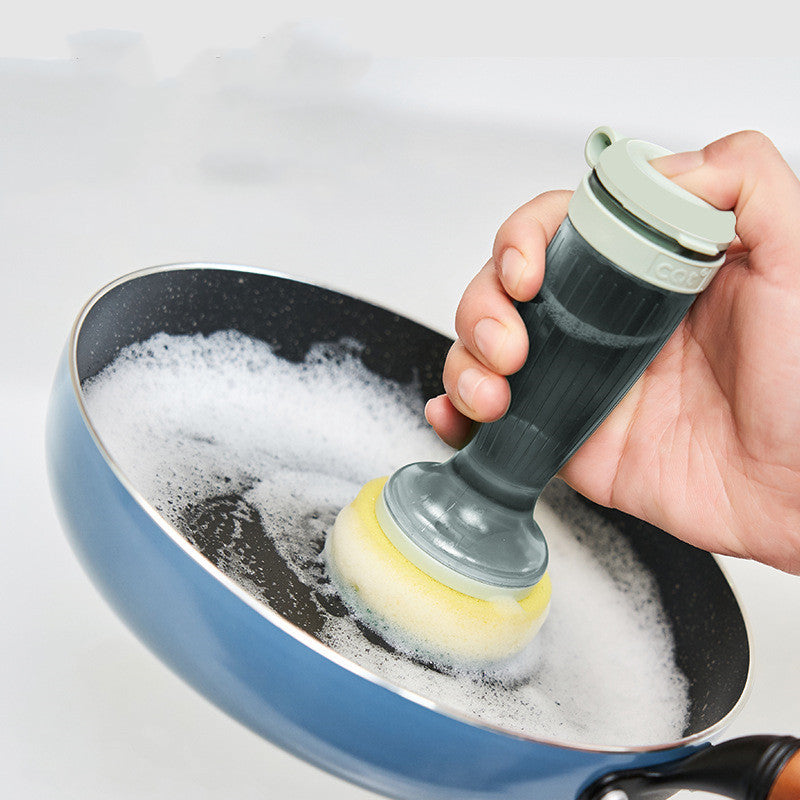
[325,126,736,666]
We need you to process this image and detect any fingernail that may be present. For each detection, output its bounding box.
[473,317,508,364]
[457,367,486,409]
[650,150,704,177]
[500,247,527,293]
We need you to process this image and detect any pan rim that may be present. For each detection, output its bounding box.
[66,261,754,755]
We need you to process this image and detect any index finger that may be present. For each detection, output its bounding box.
[492,190,573,302]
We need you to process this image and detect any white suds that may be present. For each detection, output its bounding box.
[83,330,690,746]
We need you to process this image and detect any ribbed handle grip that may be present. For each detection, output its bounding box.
[452,217,694,507]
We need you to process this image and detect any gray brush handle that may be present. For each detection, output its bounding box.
[451,216,694,509]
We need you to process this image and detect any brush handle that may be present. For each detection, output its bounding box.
[451,216,695,509]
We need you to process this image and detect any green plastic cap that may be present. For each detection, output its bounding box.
[586,125,735,256]
[569,126,737,293]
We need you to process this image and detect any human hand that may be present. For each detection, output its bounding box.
[426,131,800,574]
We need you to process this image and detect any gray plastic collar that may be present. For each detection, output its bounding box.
[569,126,736,294]
[376,485,533,601]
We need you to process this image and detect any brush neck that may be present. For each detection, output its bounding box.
[450,447,541,510]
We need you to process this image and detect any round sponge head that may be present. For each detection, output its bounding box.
[324,477,551,665]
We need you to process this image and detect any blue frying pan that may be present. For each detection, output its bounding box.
[46,264,799,800]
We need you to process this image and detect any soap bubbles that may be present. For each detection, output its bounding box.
[83,329,689,746]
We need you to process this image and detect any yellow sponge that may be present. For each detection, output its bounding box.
[325,476,551,665]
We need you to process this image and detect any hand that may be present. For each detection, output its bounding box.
[426,131,800,574]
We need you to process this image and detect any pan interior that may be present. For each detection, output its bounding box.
[74,266,750,747]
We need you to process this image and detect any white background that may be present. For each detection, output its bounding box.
[1,11,799,800]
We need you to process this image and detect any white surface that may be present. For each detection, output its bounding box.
[1,30,799,800]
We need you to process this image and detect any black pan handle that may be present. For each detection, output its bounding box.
[577,735,800,800]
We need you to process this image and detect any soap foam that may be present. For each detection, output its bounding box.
[82,329,690,746]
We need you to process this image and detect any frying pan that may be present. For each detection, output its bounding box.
[46,264,799,800]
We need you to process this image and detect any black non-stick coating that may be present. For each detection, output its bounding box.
[75,266,750,739]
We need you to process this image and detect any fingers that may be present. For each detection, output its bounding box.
[424,395,473,449]
[492,190,573,301]
[442,340,510,422]
[650,131,800,282]
[455,191,573,377]
[426,339,512,449]
[454,260,529,375]
[428,190,572,448]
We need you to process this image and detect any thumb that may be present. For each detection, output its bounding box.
[650,130,800,283]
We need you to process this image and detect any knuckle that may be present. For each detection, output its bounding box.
[735,129,776,151]
[537,188,569,204]
[443,340,467,380]
[454,296,474,338]
[444,339,462,366]
[493,191,571,259]
[493,217,520,256]
[711,129,779,161]
[495,214,542,257]
[455,265,497,337]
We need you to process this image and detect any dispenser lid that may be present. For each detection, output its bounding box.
[584,126,736,256]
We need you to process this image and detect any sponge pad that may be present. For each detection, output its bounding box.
[324,477,551,665]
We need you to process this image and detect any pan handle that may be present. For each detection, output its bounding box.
[577,735,800,800]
